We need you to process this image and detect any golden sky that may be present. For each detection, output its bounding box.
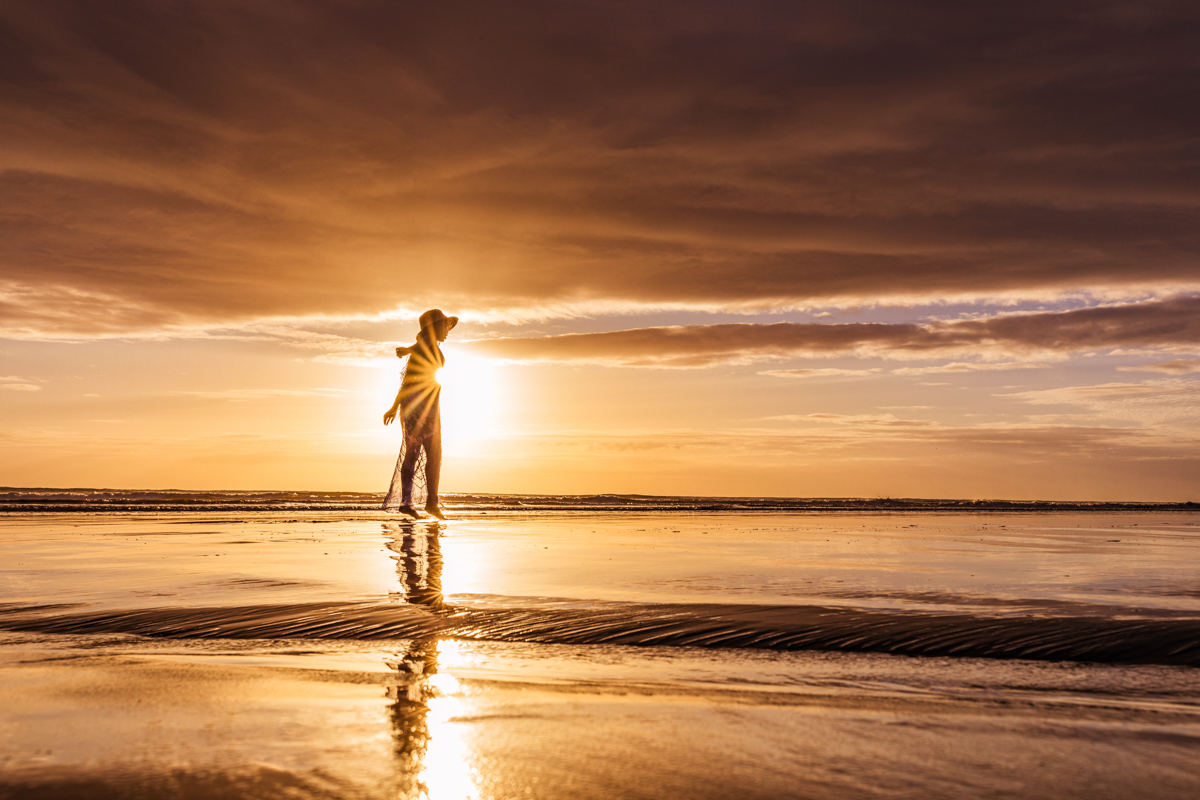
[2,1,1199,499]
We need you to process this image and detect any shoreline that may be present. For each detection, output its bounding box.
[2,487,1197,515]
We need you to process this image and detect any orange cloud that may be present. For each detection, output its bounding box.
[891,362,1049,376]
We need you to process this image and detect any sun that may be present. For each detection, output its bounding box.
[435,353,501,455]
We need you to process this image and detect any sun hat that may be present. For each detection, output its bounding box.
[419,308,459,331]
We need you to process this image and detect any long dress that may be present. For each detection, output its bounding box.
[382,332,444,511]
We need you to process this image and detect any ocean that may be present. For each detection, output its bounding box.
[1,490,1198,799]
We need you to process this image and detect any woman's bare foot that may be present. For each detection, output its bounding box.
[424,502,447,520]
[397,504,420,519]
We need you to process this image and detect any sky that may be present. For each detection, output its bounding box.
[2,0,1199,499]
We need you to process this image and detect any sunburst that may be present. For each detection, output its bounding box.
[435,352,501,455]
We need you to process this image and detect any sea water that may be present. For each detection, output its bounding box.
[1,493,1198,799]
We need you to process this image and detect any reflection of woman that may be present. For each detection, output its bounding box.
[381,522,443,786]
[383,309,458,519]
[383,522,444,611]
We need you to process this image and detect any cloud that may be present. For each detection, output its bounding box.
[465,296,1200,366]
[2,1,1199,336]
[240,325,397,366]
[1117,359,1200,374]
[767,413,939,428]
[761,368,883,378]
[168,388,349,402]
[891,361,1049,376]
[0,375,41,391]
[1004,378,1200,425]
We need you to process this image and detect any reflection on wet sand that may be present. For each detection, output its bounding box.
[1,513,1198,799]
[386,521,446,612]
[382,521,475,799]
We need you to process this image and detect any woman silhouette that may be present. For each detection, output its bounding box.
[383,309,458,519]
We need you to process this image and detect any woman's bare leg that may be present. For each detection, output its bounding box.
[400,439,422,507]
[423,422,442,515]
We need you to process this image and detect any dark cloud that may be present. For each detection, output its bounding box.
[466,296,1200,365]
[2,1,1199,333]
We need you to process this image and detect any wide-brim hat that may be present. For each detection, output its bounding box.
[419,308,459,331]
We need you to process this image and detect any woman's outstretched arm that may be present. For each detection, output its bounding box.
[383,385,403,426]
[385,343,415,425]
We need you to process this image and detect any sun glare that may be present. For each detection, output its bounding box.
[436,353,501,455]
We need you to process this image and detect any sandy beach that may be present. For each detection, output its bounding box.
[2,505,1198,799]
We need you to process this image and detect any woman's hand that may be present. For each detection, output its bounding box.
[383,406,398,426]
[396,346,412,358]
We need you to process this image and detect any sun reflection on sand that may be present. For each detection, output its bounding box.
[384,522,480,800]
[421,668,476,800]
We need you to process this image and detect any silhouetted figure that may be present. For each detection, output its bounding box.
[383,309,458,519]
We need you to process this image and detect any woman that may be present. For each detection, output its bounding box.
[383,309,458,519]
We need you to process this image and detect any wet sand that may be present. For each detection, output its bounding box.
[2,510,1198,798]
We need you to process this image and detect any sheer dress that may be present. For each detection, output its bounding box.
[382,332,444,510]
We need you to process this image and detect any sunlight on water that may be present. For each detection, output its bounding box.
[421,698,475,800]
[420,641,477,800]
[434,640,466,668]
[437,539,486,597]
